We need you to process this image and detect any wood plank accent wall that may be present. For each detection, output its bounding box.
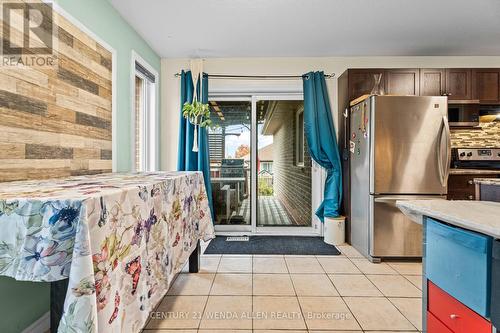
[0,0,113,182]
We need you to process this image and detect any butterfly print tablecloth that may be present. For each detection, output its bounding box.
[0,172,215,332]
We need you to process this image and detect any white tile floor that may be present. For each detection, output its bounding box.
[143,242,423,333]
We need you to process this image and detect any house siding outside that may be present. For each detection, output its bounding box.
[272,111,312,226]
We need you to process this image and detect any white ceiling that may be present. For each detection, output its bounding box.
[110,0,500,58]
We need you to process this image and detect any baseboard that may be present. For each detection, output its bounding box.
[22,311,50,333]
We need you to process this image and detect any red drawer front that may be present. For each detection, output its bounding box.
[428,281,491,333]
[428,311,454,333]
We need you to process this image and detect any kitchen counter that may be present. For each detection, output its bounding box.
[475,178,500,186]
[450,168,500,175]
[397,199,500,238]
[398,201,500,331]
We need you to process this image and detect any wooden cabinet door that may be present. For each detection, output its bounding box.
[445,69,472,100]
[473,69,500,103]
[427,311,454,333]
[428,281,492,333]
[447,174,477,200]
[420,69,446,96]
[348,69,385,101]
[385,69,420,95]
[448,174,499,200]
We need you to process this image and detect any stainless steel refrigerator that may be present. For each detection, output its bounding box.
[349,95,450,261]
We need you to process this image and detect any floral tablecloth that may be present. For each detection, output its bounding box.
[0,172,215,332]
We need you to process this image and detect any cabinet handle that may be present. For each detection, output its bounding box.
[450,314,459,319]
[468,180,473,185]
[468,195,474,200]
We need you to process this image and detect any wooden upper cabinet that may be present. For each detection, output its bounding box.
[445,69,472,100]
[420,69,446,96]
[473,69,500,103]
[345,67,499,102]
[385,69,420,95]
[348,69,385,100]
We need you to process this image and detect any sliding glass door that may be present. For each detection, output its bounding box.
[255,99,312,228]
[208,97,252,232]
[209,94,321,235]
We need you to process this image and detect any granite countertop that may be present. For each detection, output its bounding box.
[450,168,500,175]
[397,199,500,238]
[474,178,500,186]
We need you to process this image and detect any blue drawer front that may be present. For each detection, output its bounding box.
[491,240,500,327]
[425,217,492,317]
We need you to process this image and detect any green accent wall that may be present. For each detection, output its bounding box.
[0,277,50,333]
[0,1,160,332]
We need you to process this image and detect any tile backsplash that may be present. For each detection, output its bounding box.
[451,122,500,148]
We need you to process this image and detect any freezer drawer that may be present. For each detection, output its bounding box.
[370,195,444,257]
[491,239,500,328]
[425,218,492,317]
[428,281,491,333]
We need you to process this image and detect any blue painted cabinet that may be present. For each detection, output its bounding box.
[491,239,500,328]
[425,218,492,317]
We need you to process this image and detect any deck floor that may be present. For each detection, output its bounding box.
[238,196,297,226]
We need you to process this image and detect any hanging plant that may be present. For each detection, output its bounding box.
[182,100,212,152]
[183,59,213,152]
[182,100,212,128]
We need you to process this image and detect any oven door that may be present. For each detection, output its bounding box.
[448,104,480,127]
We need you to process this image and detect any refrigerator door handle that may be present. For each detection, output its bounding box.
[443,116,451,186]
[437,116,451,188]
[374,196,445,206]
[374,197,400,207]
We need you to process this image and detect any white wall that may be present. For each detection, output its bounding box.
[161,56,500,171]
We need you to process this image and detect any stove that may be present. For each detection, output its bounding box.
[451,148,500,170]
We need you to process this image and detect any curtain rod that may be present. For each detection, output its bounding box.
[173,73,336,80]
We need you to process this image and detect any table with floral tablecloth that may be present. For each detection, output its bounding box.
[0,172,215,332]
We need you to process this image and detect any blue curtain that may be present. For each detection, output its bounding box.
[177,70,214,221]
[303,71,342,221]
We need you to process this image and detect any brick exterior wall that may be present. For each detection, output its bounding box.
[272,111,312,226]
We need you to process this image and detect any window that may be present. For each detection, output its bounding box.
[296,108,305,166]
[133,58,157,172]
[261,161,273,174]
